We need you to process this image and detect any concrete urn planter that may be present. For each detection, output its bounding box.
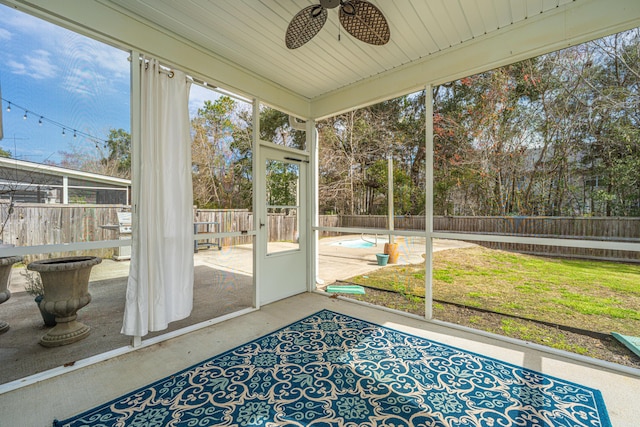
[27,256,102,347]
[0,255,23,334]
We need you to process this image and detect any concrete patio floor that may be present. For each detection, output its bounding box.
[0,248,254,386]
[1,292,638,426]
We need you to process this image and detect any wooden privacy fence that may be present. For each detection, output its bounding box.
[193,209,299,245]
[194,209,253,247]
[435,215,640,263]
[0,205,296,258]
[334,215,426,231]
[1,204,127,260]
[319,215,640,263]
[2,204,638,263]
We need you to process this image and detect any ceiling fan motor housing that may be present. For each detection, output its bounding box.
[319,0,341,9]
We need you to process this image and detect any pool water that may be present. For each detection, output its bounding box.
[331,240,377,249]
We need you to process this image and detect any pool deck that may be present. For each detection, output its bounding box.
[316,235,475,286]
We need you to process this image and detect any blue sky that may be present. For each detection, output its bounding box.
[0,4,221,166]
[0,4,130,164]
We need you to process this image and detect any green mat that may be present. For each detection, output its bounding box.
[325,285,365,295]
[611,332,640,358]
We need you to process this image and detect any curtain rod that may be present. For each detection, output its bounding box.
[146,62,174,78]
[189,77,215,89]
[189,78,253,104]
[129,56,174,78]
[130,55,251,103]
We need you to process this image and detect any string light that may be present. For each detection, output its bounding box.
[1,96,108,145]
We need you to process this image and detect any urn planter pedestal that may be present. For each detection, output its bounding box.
[35,295,57,327]
[0,255,23,334]
[27,256,102,347]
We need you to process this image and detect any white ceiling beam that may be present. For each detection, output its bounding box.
[311,0,640,119]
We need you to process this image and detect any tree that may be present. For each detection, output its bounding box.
[318,108,387,215]
[103,128,131,178]
[432,80,485,215]
[56,128,131,179]
[432,28,640,217]
[259,106,306,150]
[266,160,298,207]
[579,29,640,216]
[395,92,427,215]
[318,92,429,217]
[191,96,253,209]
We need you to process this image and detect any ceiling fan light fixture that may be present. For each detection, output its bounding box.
[311,5,324,18]
[341,1,356,16]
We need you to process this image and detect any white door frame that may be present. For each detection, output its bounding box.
[256,142,309,306]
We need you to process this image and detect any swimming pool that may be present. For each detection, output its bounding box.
[331,239,386,249]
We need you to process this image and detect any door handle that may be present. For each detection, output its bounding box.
[260,222,265,228]
[284,156,309,163]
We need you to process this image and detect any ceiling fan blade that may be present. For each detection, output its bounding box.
[285,5,328,49]
[339,0,390,46]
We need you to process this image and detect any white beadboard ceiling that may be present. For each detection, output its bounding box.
[103,0,576,101]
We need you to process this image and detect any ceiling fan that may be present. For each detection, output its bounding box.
[285,0,390,49]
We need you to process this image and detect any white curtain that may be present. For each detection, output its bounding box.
[122,58,194,337]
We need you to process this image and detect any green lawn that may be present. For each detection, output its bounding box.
[347,246,640,337]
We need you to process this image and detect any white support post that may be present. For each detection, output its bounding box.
[424,84,434,320]
[388,156,394,244]
[131,335,142,348]
[62,175,69,204]
[252,98,260,310]
[310,123,321,290]
[130,49,142,346]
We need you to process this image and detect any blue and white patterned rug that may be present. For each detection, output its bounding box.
[54,310,611,426]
